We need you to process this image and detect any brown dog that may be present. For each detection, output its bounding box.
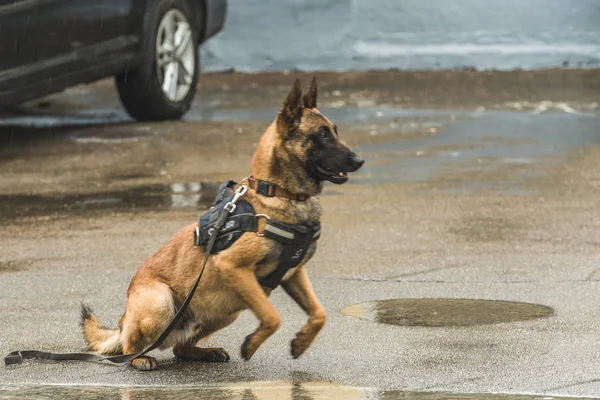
[81,78,364,370]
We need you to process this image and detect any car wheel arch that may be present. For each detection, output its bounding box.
[187,0,207,43]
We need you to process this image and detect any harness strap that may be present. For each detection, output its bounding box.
[4,187,245,367]
[259,220,320,289]
[247,177,310,202]
[194,213,258,247]
[263,220,321,244]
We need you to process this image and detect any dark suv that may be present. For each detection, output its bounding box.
[0,0,227,121]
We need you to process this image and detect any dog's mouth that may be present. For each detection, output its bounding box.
[316,166,349,184]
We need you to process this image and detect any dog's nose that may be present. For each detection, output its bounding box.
[350,154,365,170]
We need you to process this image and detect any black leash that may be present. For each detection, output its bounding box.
[4,186,248,367]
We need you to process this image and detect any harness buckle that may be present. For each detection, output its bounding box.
[224,202,236,213]
[255,214,271,237]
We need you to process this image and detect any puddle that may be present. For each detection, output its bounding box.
[0,184,344,223]
[342,298,554,327]
[353,110,600,191]
[0,384,595,400]
[0,383,371,400]
[0,183,218,224]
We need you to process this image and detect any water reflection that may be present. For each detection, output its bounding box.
[353,111,600,187]
[0,382,371,400]
[0,383,596,400]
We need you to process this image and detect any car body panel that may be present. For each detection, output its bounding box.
[203,0,227,42]
[0,0,39,72]
[0,0,227,107]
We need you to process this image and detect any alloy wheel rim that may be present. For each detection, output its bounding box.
[156,9,195,102]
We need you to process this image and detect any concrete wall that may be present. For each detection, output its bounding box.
[200,0,600,72]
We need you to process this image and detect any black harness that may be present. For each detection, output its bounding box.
[194,180,320,289]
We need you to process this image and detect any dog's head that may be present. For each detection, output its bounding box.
[275,78,364,185]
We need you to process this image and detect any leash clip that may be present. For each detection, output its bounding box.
[232,185,248,202]
[224,185,248,213]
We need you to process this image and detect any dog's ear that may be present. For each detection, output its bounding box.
[277,79,303,133]
[302,76,318,109]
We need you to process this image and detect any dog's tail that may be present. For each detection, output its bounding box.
[80,303,122,355]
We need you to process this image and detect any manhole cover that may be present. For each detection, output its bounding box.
[342,298,554,327]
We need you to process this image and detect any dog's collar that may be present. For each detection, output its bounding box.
[246,177,310,201]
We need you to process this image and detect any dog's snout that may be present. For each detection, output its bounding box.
[349,154,365,170]
[354,156,365,168]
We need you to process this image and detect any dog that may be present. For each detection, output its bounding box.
[81,78,364,370]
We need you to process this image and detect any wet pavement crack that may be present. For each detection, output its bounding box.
[387,265,465,279]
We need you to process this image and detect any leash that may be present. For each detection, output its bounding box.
[4,185,248,367]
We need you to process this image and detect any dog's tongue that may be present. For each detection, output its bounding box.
[339,172,348,177]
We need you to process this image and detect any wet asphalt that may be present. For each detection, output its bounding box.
[1,70,600,399]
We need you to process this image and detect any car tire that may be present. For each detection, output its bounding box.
[115,0,200,121]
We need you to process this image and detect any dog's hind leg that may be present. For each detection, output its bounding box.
[173,345,231,362]
[172,315,238,362]
[281,266,327,359]
[219,262,281,361]
[120,282,174,371]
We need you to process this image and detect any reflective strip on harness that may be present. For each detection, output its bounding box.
[263,224,295,240]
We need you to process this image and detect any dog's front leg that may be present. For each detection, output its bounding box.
[220,262,281,361]
[281,266,326,358]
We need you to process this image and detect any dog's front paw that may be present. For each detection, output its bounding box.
[291,336,308,359]
[131,356,158,371]
[241,334,256,361]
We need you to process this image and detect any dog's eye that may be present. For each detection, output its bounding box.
[319,127,332,139]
